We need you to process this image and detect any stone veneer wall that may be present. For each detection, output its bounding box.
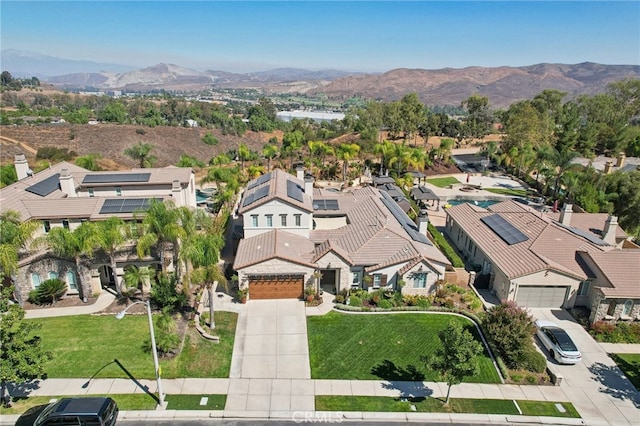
[590,290,640,323]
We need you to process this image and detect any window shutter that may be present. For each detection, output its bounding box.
[380,274,388,286]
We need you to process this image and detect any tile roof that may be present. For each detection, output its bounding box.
[580,250,640,297]
[234,229,316,269]
[446,200,615,280]
[546,212,627,240]
[237,169,313,214]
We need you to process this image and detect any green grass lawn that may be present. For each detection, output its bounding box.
[165,394,226,410]
[307,312,500,383]
[483,188,529,196]
[610,353,640,390]
[426,177,460,188]
[316,396,580,417]
[28,311,237,379]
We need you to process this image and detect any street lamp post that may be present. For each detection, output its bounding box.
[115,300,165,408]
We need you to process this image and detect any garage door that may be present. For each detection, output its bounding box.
[249,275,304,300]
[515,285,568,308]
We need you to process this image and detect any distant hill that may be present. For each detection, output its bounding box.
[2,49,638,108]
[0,49,133,78]
[313,63,640,108]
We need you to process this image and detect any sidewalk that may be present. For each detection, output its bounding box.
[598,343,640,354]
[2,377,584,425]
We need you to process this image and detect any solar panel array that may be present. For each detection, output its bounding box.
[99,198,161,214]
[242,186,270,207]
[25,174,60,197]
[558,223,609,246]
[313,199,339,211]
[246,173,271,190]
[380,191,432,245]
[286,180,304,203]
[82,173,151,184]
[480,214,529,245]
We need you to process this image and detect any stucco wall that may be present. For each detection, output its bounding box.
[242,199,311,238]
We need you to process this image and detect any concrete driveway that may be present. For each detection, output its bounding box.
[231,299,310,380]
[529,308,639,425]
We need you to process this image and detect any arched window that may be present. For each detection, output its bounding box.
[48,271,58,280]
[31,273,42,288]
[607,301,617,316]
[66,271,78,291]
[622,300,634,317]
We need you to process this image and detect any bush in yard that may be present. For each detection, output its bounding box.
[514,347,547,373]
[335,294,345,304]
[150,273,187,312]
[31,278,67,304]
[483,302,537,370]
[416,297,432,308]
[143,310,180,356]
[377,299,392,309]
[349,296,362,307]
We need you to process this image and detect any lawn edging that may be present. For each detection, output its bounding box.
[329,306,504,383]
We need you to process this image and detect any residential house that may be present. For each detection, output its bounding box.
[233,168,450,300]
[445,199,639,324]
[2,154,197,305]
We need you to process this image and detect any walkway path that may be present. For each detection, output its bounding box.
[24,291,116,319]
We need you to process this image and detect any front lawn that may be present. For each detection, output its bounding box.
[28,311,237,379]
[610,353,640,390]
[426,177,460,188]
[307,312,500,383]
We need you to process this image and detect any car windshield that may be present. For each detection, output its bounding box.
[549,328,578,351]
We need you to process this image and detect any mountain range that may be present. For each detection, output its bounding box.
[2,49,639,108]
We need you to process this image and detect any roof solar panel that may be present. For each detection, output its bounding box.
[286,180,304,203]
[380,191,432,246]
[242,193,255,207]
[481,214,529,245]
[253,186,270,202]
[83,173,151,184]
[25,174,60,197]
[99,198,161,214]
[313,199,339,211]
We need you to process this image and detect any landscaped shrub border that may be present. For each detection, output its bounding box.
[428,222,464,267]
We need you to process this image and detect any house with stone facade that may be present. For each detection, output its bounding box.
[233,168,450,300]
[2,154,196,305]
[445,199,639,324]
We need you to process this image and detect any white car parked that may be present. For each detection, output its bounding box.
[535,320,582,364]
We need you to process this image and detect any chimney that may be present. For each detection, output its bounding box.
[304,174,314,196]
[296,165,304,181]
[559,203,573,226]
[604,161,613,174]
[59,169,76,197]
[14,154,30,180]
[616,153,626,168]
[171,180,182,206]
[417,211,429,235]
[603,215,618,245]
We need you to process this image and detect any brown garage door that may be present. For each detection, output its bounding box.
[249,275,304,300]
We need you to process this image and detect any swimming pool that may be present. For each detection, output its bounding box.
[446,198,500,209]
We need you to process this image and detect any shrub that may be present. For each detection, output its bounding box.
[517,348,547,373]
[510,374,523,383]
[150,273,187,312]
[377,299,392,309]
[349,296,362,307]
[590,320,615,337]
[135,128,146,135]
[144,311,180,355]
[483,302,536,366]
[202,133,219,145]
[32,278,67,304]
[416,297,431,308]
[427,222,464,267]
[335,294,345,304]
[525,375,538,384]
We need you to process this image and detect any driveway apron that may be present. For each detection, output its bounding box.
[529,308,640,425]
[225,299,313,414]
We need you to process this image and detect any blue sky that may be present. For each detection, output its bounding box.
[2,1,639,72]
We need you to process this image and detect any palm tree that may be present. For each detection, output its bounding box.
[336,143,361,181]
[549,148,581,199]
[262,144,278,171]
[124,142,157,168]
[95,217,127,296]
[37,222,98,301]
[0,210,40,277]
[374,140,395,174]
[123,265,152,296]
[237,143,251,171]
[388,144,413,177]
[135,200,184,273]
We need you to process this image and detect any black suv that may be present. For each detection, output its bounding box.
[33,397,118,426]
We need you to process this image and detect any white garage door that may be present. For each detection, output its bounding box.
[515,285,568,308]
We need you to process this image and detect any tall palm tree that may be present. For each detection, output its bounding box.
[336,143,361,182]
[37,222,98,301]
[123,264,152,296]
[237,143,251,171]
[124,142,157,168]
[95,217,127,296]
[550,148,581,199]
[0,210,40,277]
[262,144,279,171]
[374,140,395,174]
[136,200,184,273]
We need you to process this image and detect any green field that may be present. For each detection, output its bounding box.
[28,311,237,379]
[307,312,500,383]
